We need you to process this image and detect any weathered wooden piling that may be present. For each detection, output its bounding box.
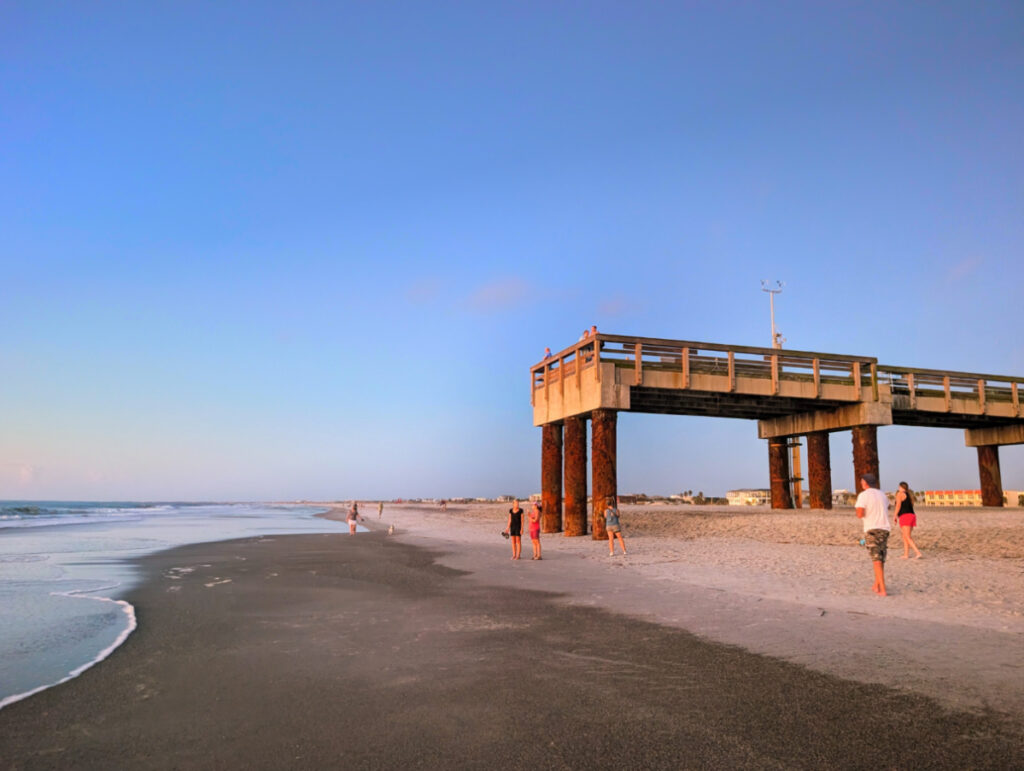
[977,445,1004,507]
[541,422,563,532]
[851,424,879,491]
[806,432,832,509]
[769,438,793,509]
[590,409,617,540]
[563,415,588,536]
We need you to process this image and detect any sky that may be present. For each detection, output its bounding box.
[2,1,1022,501]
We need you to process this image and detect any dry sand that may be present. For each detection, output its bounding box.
[373,503,1024,718]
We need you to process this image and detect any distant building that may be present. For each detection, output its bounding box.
[832,489,857,506]
[726,489,769,506]
[920,489,1024,507]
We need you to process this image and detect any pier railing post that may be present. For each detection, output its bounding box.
[977,445,1004,507]
[769,439,793,509]
[541,423,563,532]
[591,409,617,540]
[806,432,832,509]
[563,416,588,536]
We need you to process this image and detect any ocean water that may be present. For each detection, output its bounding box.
[0,501,352,709]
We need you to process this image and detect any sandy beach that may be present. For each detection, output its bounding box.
[2,503,1022,769]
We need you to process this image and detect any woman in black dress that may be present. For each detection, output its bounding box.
[504,499,524,560]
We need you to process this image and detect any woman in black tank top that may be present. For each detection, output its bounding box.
[894,481,922,559]
[504,500,523,560]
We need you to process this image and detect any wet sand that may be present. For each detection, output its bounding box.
[2,518,1022,770]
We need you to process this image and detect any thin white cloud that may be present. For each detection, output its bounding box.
[0,462,38,486]
[406,278,443,305]
[945,255,983,284]
[465,277,532,313]
[597,294,631,317]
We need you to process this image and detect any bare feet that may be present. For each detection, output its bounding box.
[900,554,909,559]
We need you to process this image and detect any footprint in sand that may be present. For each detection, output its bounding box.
[204,578,232,588]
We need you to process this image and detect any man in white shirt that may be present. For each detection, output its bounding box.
[855,472,891,597]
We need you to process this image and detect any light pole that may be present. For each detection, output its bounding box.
[760,280,801,506]
[760,280,784,349]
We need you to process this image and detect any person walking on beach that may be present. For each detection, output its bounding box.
[894,481,922,559]
[378,501,384,519]
[504,500,524,560]
[528,502,542,560]
[855,473,891,596]
[347,502,363,535]
[604,497,627,556]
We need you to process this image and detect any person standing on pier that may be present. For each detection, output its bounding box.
[504,500,524,560]
[528,502,542,560]
[855,474,891,596]
[894,482,922,559]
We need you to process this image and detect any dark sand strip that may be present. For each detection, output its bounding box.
[2,532,1021,770]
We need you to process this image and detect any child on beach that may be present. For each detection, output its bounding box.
[604,497,627,556]
[347,502,363,535]
[528,502,542,560]
[894,481,922,559]
[504,500,524,560]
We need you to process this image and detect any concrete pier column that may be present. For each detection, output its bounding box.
[541,423,563,532]
[806,432,833,510]
[851,425,880,491]
[769,438,793,509]
[591,409,617,540]
[977,445,1004,507]
[563,416,588,536]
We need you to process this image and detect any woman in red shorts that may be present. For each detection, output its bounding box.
[894,481,922,559]
[528,502,542,560]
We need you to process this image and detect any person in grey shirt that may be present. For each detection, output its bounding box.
[604,497,627,556]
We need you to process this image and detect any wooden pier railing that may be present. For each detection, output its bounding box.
[531,334,1024,422]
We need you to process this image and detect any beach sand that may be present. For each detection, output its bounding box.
[2,504,1022,769]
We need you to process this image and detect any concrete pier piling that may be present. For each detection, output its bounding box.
[563,416,588,536]
[851,425,879,491]
[541,423,563,532]
[590,409,617,540]
[806,432,832,509]
[977,445,1004,507]
[769,438,793,509]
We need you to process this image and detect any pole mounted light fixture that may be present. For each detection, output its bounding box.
[760,280,785,349]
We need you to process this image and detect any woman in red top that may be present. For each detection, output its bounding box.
[894,481,922,559]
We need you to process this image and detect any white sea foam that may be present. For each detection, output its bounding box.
[0,589,137,711]
[0,502,339,708]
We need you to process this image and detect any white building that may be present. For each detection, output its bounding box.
[726,489,769,506]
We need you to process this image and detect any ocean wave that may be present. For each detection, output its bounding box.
[0,590,137,712]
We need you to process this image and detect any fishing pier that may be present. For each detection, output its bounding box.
[532,334,1024,537]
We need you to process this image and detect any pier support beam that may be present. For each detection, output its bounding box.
[591,409,617,540]
[851,425,880,491]
[541,423,563,532]
[806,432,832,510]
[769,439,793,509]
[563,416,588,536]
[977,445,1004,507]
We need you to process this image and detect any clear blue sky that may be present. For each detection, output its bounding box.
[2,2,1022,500]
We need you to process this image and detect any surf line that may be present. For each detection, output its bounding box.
[0,587,138,711]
